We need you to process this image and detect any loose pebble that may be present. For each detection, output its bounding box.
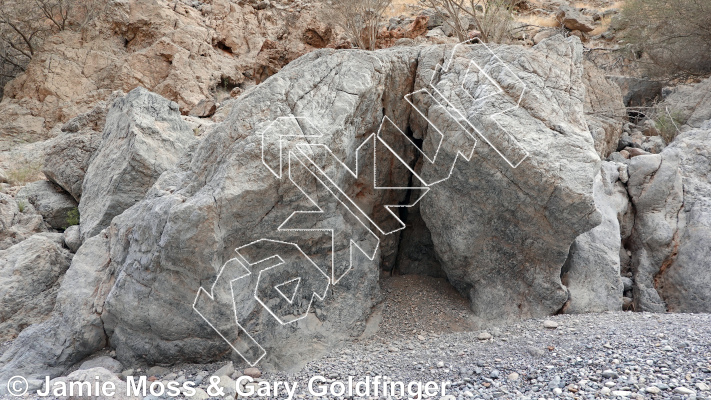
[543,320,558,329]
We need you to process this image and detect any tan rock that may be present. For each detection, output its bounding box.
[0,0,336,149]
[556,5,595,32]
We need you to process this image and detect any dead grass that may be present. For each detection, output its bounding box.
[6,159,43,186]
[517,13,559,28]
[386,0,418,17]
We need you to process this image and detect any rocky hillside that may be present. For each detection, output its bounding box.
[0,0,710,397]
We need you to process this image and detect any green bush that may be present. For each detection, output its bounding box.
[65,207,80,227]
[620,0,711,78]
[17,199,25,213]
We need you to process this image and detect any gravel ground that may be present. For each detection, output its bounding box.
[259,312,711,400]
[4,276,711,400]
[370,274,477,340]
[147,276,711,400]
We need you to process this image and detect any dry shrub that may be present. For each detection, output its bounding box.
[0,0,101,98]
[421,0,515,43]
[620,0,711,78]
[325,0,393,50]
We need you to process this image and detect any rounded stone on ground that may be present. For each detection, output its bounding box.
[645,386,661,394]
[674,387,696,395]
[213,361,235,378]
[78,356,123,374]
[602,369,619,379]
[192,388,209,400]
[478,331,492,340]
[543,320,558,329]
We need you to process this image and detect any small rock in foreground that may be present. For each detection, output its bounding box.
[543,320,559,329]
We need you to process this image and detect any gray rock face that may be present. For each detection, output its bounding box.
[0,193,49,250]
[42,93,123,201]
[659,76,711,130]
[654,123,711,312]
[43,132,102,202]
[583,60,627,157]
[16,180,78,230]
[561,162,628,313]
[627,152,683,312]
[0,232,112,389]
[0,37,610,382]
[0,233,73,341]
[78,87,195,240]
[418,36,601,322]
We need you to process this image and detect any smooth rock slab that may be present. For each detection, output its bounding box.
[654,125,711,312]
[78,87,195,240]
[561,162,626,313]
[627,152,683,312]
[420,36,600,322]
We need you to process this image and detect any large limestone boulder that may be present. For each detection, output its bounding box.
[418,36,601,321]
[0,233,112,387]
[17,181,78,230]
[100,48,416,370]
[43,93,123,201]
[627,152,683,312]
[43,132,102,201]
[0,233,73,341]
[77,356,124,374]
[654,122,711,312]
[561,162,628,313]
[78,87,195,239]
